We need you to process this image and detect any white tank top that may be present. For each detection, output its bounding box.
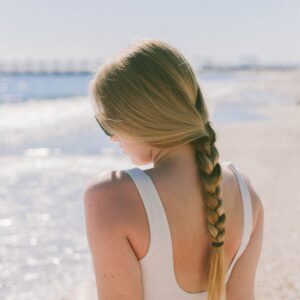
[124,161,253,299]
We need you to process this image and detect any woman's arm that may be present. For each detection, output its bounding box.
[226,174,264,300]
[83,173,143,300]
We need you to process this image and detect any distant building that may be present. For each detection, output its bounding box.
[0,58,103,74]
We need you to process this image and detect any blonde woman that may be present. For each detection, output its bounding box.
[84,39,264,300]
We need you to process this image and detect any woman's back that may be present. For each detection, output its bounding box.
[109,160,262,299]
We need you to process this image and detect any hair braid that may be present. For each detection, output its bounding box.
[191,87,226,300]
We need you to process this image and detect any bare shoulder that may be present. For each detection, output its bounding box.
[221,163,264,234]
[236,168,264,232]
[84,169,129,198]
[83,171,144,299]
[83,169,134,229]
[224,165,264,299]
[84,169,115,193]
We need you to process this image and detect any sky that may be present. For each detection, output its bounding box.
[0,0,299,66]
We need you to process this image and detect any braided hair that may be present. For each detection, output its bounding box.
[192,85,226,300]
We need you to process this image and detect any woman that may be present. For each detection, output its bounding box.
[84,39,264,300]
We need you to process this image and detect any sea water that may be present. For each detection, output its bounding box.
[0,70,296,299]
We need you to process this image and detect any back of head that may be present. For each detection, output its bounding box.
[89,39,209,146]
[89,38,226,300]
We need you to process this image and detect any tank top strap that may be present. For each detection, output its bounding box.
[223,161,253,282]
[124,167,174,273]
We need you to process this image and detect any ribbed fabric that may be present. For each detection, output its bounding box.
[124,161,253,299]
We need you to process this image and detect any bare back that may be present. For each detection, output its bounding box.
[112,162,261,294]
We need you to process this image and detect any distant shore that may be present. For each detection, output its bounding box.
[0,63,298,75]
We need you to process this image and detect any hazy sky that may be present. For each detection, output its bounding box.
[1,0,299,65]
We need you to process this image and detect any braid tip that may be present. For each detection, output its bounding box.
[211,241,224,247]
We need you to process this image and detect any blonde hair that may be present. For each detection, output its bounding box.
[89,39,226,300]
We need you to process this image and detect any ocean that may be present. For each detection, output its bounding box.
[0,69,297,299]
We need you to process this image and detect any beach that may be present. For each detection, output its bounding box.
[1,0,300,297]
[1,70,299,299]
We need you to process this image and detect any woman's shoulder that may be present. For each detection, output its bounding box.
[237,168,264,234]
[221,162,264,235]
[84,168,136,193]
[83,169,137,227]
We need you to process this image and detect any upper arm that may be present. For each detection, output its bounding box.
[226,173,264,300]
[83,174,143,300]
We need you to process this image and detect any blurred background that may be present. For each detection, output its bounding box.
[0,1,299,299]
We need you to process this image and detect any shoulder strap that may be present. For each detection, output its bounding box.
[123,167,174,271]
[224,161,253,282]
